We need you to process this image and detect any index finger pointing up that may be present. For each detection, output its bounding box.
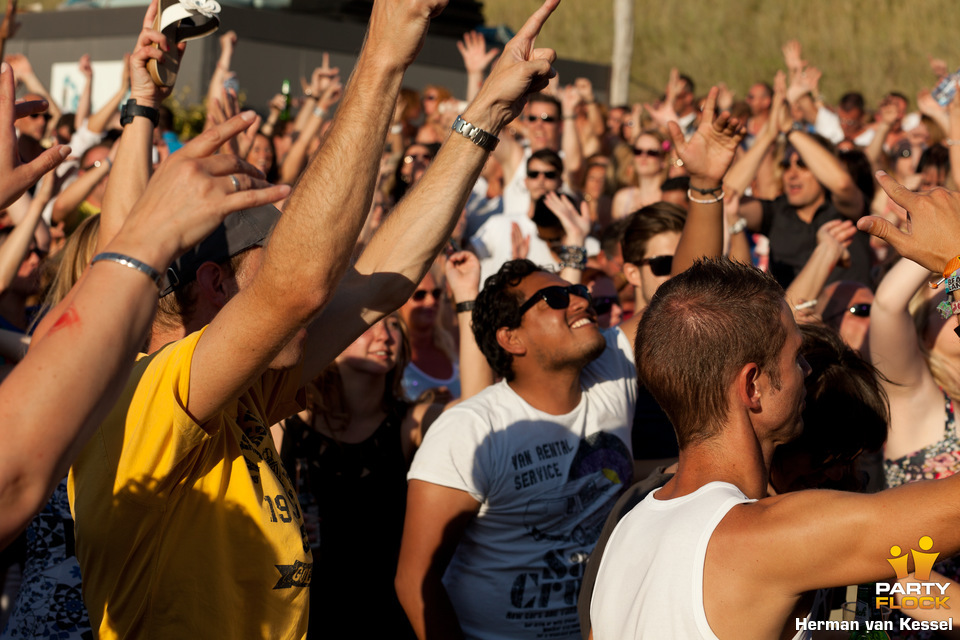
[514,0,561,48]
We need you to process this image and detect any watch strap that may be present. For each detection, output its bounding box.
[451,115,499,152]
[121,100,160,127]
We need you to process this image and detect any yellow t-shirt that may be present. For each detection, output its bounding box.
[68,327,309,639]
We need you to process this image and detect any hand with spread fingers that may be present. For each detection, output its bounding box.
[460,0,561,135]
[668,86,745,186]
[0,64,68,211]
[544,191,590,247]
[113,112,289,270]
[856,171,960,273]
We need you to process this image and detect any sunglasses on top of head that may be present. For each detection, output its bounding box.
[518,284,592,317]
[639,255,673,277]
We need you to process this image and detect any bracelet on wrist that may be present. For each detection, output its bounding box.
[557,245,587,270]
[451,115,499,152]
[687,189,725,205]
[689,184,723,195]
[90,252,162,289]
[313,106,327,119]
[455,300,476,314]
[947,139,960,147]
[728,217,748,235]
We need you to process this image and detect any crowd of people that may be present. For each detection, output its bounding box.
[4,0,960,637]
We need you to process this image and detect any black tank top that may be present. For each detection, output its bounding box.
[281,403,417,640]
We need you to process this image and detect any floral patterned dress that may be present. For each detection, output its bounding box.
[882,391,959,640]
[1,478,91,640]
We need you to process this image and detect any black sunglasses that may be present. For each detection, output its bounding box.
[779,155,808,170]
[633,148,662,158]
[27,112,52,121]
[527,170,559,180]
[403,153,432,164]
[825,303,871,322]
[411,287,442,302]
[639,255,673,277]
[518,284,591,317]
[525,113,558,124]
[592,295,620,316]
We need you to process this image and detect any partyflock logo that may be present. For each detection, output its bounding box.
[875,536,949,610]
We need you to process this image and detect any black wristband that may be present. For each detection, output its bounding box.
[455,301,476,313]
[689,184,723,194]
[120,99,160,128]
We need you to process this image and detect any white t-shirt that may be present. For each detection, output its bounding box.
[470,214,602,287]
[408,328,636,640]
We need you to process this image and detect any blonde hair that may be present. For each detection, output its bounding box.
[33,214,100,332]
[909,286,960,401]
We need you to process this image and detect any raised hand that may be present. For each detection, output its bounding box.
[129,0,184,108]
[643,98,679,130]
[667,86,745,185]
[510,221,530,260]
[544,191,590,246]
[78,54,92,80]
[113,112,288,266]
[929,55,949,79]
[309,52,340,97]
[444,250,482,303]
[4,52,32,83]
[0,63,68,210]
[457,30,499,75]
[462,0,560,134]
[0,0,19,41]
[366,0,452,70]
[816,218,855,268]
[782,39,804,75]
[856,171,960,272]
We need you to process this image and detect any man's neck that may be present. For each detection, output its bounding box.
[658,417,774,501]
[507,367,583,415]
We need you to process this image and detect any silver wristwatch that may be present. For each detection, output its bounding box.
[451,115,499,152]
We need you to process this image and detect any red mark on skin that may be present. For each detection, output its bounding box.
[49,306,80,335]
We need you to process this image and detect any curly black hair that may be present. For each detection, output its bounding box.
[473,259,545,381]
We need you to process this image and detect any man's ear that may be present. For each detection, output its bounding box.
[195,262,233,310]
[623,262,642,288]
[737,362,763,413]
[496,326,526,357]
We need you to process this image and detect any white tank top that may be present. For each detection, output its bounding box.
[590,481,752,639]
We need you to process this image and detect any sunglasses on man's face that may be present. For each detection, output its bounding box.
[525,113,558,124]
[411,287,442,302]
[639,255,673,277]
[592,296,620,316]
[779,155,808,170]
[518,284,592,317]
[633,148,662,158]
[527,169,559,180]
[27,112,51,121]
[825,303,871,322]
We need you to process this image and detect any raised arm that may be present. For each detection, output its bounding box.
[444,250,494,400]
[5,54,60,136]
[74,54,92,129]
[457,31,498,103]
[0,0,19,64]
[0,72,68,210]
[294,0,562,385]
[783,219,855,314]
[2,113,287,550]
[185,0,461,422]
[787,128,864,219]
[0,170,52,295]
[278,71,342,185]
[671,86,746,275]
[86,53,130,135]
[869,254,933,391]
[98,0,183,250]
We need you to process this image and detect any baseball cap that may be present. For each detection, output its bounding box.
[160,204,280,297]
